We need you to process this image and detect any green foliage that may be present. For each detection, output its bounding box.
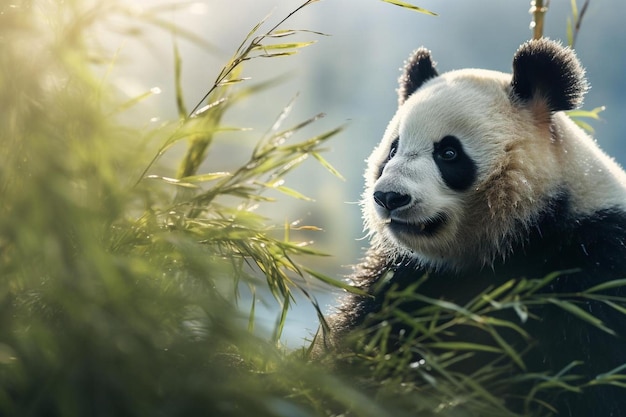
[567,106,605,133]
[0,1,620,417]
[379,0,437,16]
[566,0,590,47]
[562,0,602,133]
[0,1,344,415]
[335,272,626,416]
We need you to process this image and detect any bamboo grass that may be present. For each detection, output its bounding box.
[0,1,620,417]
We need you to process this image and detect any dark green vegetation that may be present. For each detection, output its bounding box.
[1,1,624,416]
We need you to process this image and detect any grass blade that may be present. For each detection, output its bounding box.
[380,0,438,15]
[173,39,187,119]
[548,298,616,336]
[304,267,370,296]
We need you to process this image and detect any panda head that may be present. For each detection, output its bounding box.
[364,39,589,270]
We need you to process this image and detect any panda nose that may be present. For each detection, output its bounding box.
[373,191,411,211]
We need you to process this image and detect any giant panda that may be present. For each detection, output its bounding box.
[314,39,626,417]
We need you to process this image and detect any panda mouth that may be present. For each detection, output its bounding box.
[387,214,447,236]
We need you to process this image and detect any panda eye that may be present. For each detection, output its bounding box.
[388,138,399,160]
[438,147,457,161]
[432,135,477,191]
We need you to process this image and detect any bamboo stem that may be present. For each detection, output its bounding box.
[530,0,549,39]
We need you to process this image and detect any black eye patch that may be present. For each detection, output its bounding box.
[388,138,399,160]
[432,135,477,191]
[376,137,399,179]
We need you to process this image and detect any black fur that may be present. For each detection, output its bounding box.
[376,137,399,179]
[331,195,626,416]
[314,40,626,417]
[397,48,438,106]
[432,135,477,191]
[511,39,588,111]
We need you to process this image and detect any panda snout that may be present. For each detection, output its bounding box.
[373,191,411,212]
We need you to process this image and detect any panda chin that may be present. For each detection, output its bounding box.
[387,214,447,237]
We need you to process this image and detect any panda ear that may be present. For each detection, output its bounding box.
[511,38,588,111]
[398,47,438,106]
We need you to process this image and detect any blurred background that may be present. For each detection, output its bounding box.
[105,0,626,347]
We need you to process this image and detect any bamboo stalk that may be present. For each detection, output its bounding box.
[530,0,549,39]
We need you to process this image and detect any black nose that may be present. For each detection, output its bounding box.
[373,191,411,211]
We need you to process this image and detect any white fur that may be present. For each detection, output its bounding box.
[364,69,626,271]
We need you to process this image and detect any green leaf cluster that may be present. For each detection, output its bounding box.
[0,1,345,416]
[333,271,626,416]
[0,1,620,417]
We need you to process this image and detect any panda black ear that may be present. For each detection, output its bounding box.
[398,47,438,106]
[511,38,588,111]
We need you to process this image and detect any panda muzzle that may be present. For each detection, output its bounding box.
[387,214,447,236]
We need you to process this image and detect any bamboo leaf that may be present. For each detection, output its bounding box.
[248,288,256,332]
[566,18,574,46]
[469,279,515,311]
[513,299,529,323]
[270,154,310,178]
[488,326,526,370]
[455,373,511,411]
[481,316,529,339]
[585,279,626,294]
[567,106,605,120]
[554,361,585,378]
[267,29,299,38]
[191,97,228,118]
[572,119,594,132]
[533,378,583,393]
[595,363,626,380]
[526,270,568,295]
[426,342,502,354]
[217,77,251,86]
[409,293,480,320]
[571,0,579,21]
[304,267,370,296]
[311,152,345,180]
[597,381,626,389]
[258,51,299,58]
[380,0,438,15]
[273,185,314,201]
[173,39,187,119]
[252,41,316,51]
[268,29,328,38]
[548,298,616,336]
[272,297,290,344]
[601,300,626,316]
[238,14,270,56]
[280,124,342,153]
[181,172,232,183]
[567,106,605,133]
[145,175,199,188]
